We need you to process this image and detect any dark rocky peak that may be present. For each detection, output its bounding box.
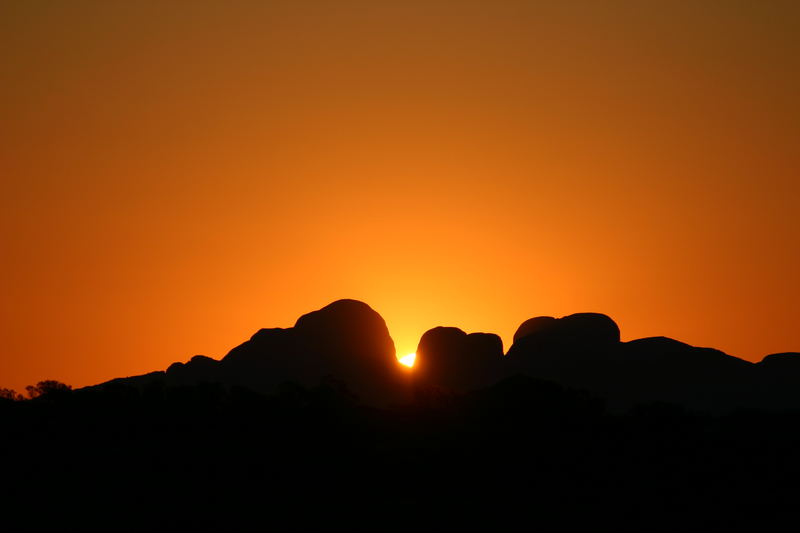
[511,312,620,352]
[218,299,404,405]
[166,355,221,386]
[293,299,396,362]
[513,316,558,344]
[221,328,298,368]
[414,326,504,392]
[759,352,800,368]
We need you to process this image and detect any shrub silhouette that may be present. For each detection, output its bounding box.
[25,380,72,399]
[0,388,24,401]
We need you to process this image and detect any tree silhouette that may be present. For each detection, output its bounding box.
[0,388,24,401]
[25,380,72,399]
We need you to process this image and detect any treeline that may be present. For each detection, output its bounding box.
[2,375,800,531]
[0,380,72,402]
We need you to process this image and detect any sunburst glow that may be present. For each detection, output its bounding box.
[399,352,416,368]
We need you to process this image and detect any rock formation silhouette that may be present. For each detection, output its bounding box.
[413,327,504,393]
[83,300,800,412]
[758,351,800,371]
[220,299,406,404]
[98,299,408,406]
[4,299,800,531]
[513,312,620,347]
[506,313,762,412]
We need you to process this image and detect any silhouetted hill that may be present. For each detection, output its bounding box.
[3,300,800,530]
[753,352,800,408]
[506,313,764,412]
[84,301,800,413]
[167,355,220,385]
[504,313,800,413]
[91,299,409,406]
[513,312,621,347]
[759,351,800,370]
[413,327,504,393]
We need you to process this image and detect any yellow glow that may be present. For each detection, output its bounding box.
[399,353,416,368]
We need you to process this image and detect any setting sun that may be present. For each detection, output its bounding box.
[399,353,416,368]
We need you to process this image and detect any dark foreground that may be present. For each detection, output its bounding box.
[2,376,800,532]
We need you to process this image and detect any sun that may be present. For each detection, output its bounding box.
[398,352,416,368]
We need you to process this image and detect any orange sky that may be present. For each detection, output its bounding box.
[2,1,798,393]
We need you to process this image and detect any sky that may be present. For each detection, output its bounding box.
[2,1,798,393]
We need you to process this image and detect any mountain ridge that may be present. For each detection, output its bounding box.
[80,299,798,413]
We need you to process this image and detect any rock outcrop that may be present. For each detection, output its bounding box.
[414,327,504,392]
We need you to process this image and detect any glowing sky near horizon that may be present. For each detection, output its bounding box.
[1,1,798,393]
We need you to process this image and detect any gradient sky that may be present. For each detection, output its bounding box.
[2,1,798,393]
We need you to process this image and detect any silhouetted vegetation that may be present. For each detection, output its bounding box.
[2,376,800,531]
[25,379,73,399]
[0,387,23,401]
